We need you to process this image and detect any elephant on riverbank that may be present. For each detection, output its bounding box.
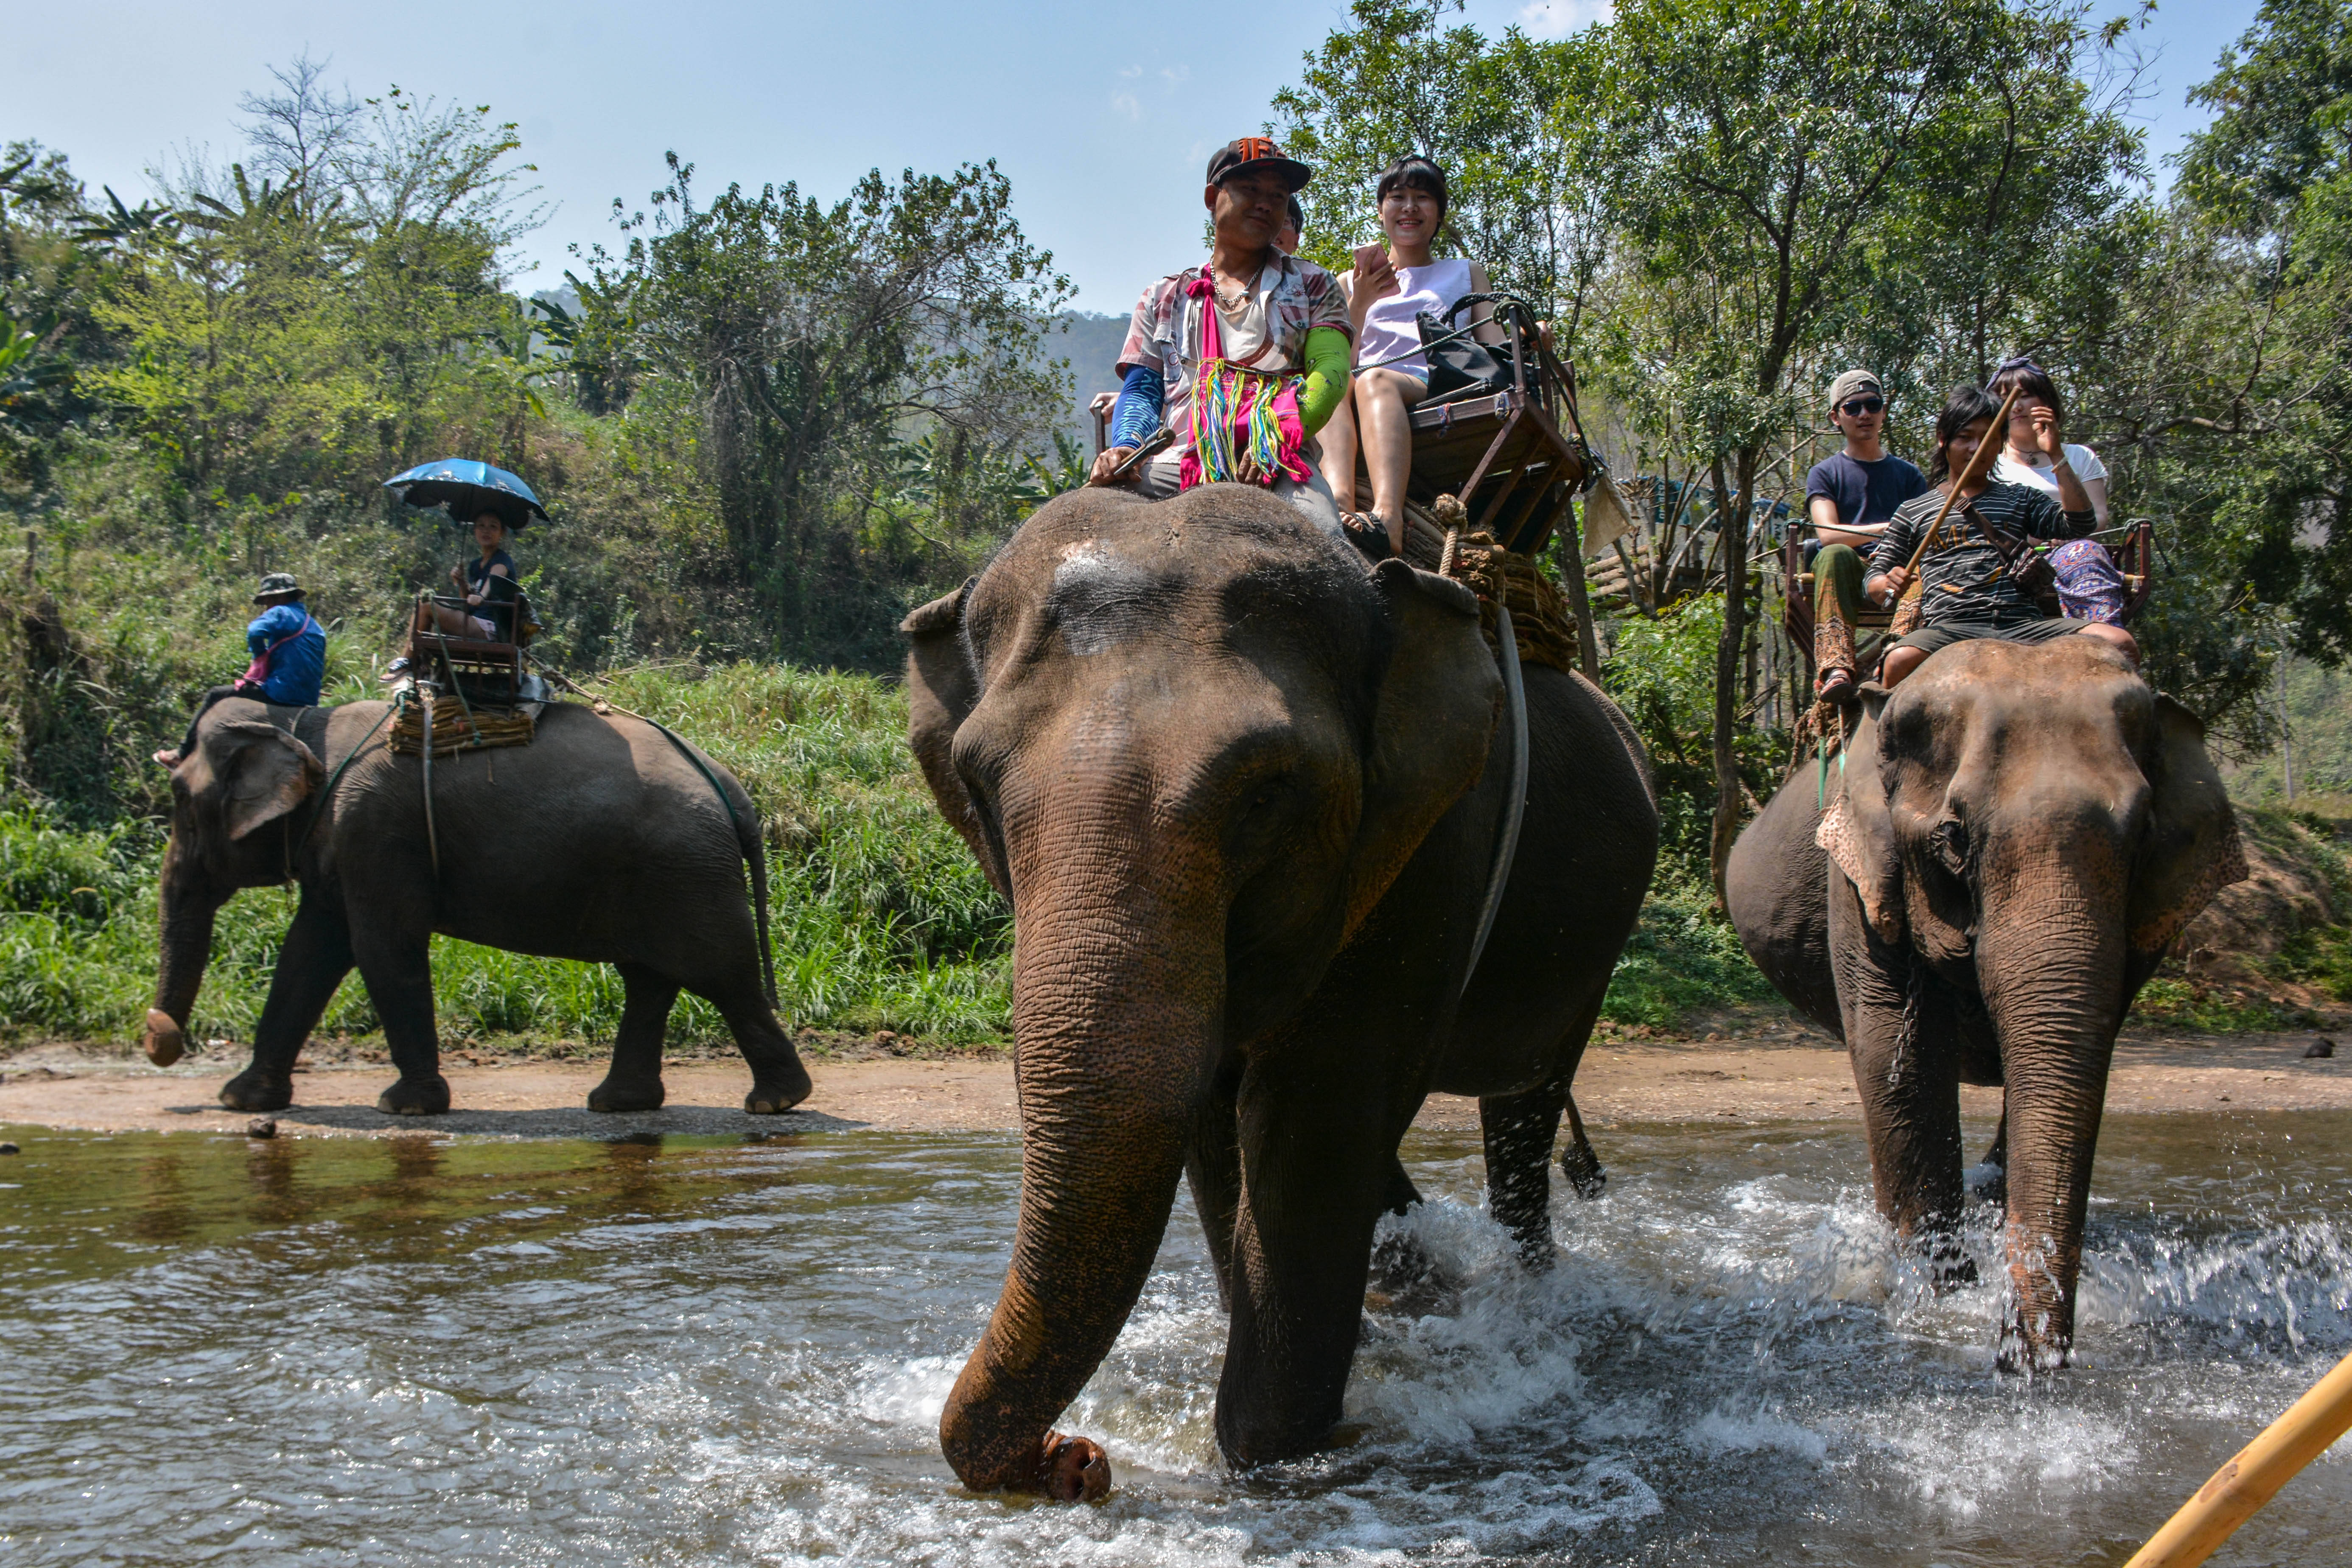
[147,697,810,1117]
[1726,639,2243,1368]
[903,483,1657,1497]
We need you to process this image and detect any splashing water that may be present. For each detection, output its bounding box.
[1,1112,2347,1565]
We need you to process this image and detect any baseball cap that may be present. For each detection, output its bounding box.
[1826,369,1883,410]
[1206,136,1312,193]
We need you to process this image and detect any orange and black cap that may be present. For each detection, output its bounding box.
[1207,136,1312,193]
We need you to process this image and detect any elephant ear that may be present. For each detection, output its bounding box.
[215,720,322,840]
[2128,693,2248,957]
[1344,560,1502,934]
[902,580,1007,895]
[1815,684,1905,944]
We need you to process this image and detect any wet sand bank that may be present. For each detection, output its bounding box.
[2,1028,2345,1140]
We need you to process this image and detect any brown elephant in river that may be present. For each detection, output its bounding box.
[1725,638,2243,1368]
[146,696,812,1117]
[903,483,1657,1495]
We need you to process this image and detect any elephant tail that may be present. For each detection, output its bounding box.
[746,805,778,1011]
[639,717,779,1011]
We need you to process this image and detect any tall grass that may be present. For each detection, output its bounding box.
[0,664,1012,1050]
[0,660,1785,1053]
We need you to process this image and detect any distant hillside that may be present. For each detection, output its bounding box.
[1044,311,1131,447]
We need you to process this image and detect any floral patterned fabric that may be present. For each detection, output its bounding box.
[2048,537,2128,624]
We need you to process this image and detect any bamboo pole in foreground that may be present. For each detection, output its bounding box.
[2123,1347,2352,1568]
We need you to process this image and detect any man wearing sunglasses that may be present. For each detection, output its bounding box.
[1803,369,1926,699]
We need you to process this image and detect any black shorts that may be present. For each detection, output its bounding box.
[1882,616,2097,664]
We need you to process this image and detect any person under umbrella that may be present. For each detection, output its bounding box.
[380,458,547,678]
[151,572,328,768]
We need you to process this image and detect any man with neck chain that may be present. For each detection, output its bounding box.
[1088,137,1353,541]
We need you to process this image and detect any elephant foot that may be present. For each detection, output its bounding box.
[1964,1159,2008,1207]
[1559,1140,1607,1200]
[1370,1230,1462,1316]
[587,1076,666,1114]
[744,1068,812,1116]
[1995,1323,2073,1375]
[376,1075,451,1116]
[1038,1431,1111,1502]
[218,1068,294,1112]
[143,1009,186,1067]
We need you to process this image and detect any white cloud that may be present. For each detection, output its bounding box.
[1119,64,1143,78]
[1515,0,1613,39]
[1159,64,1190,87]
[1112,91,1142,121]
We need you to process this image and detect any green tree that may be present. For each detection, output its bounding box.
[571,154,1070,663]
[1572,0,2137,893]
[1272,0,1608,340]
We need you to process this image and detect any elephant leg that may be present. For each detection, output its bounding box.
[1481,1073,1567,1266]
[1969,1103,2010,1205]
[588,964,676,1113]
[1184,1061,1243,1313]
[1561,1091,1606,1199]
[1215,1050,1417,1467]
[350,925,449,1117]
[1829,880,1968,1283]
[1368,1153,1437,1295]
[700,978,810,1115]
[221,894,354,1112]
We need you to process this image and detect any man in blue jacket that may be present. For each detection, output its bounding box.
[152,573,327,767]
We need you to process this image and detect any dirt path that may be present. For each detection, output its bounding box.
[2,1029,2345,1140]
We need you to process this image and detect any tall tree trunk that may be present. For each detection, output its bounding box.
[1560,501,1603,681]
[1709,447,1757,901]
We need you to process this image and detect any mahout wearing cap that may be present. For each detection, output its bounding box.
[1206,136,1312,192]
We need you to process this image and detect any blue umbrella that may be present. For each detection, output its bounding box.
[384,458,552,526]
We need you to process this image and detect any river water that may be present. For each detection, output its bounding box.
[3,1112,2348,1565]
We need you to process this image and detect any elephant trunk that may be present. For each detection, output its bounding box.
[938,858,1224,1492]
[1974,834,2132,1369]
[146,841,224,1067]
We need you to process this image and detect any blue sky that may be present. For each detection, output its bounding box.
[16,1,2257,313]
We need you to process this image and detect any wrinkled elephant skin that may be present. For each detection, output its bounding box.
[1728,638,2244,1367]
[151,701,811,1118]
[904,484,1658,1492]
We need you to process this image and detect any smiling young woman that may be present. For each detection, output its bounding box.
[1315,156,1505,556]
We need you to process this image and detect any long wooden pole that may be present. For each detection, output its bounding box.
[2123,1347,2352,1568]
[1896,381,2023,583]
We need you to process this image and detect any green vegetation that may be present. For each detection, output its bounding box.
[6,4,2350,1047]
[0,664,1012,1050]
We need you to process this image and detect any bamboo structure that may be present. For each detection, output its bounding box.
[2123,1347,2352,1568]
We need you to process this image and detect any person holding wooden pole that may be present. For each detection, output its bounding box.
[1863,383,2135,689]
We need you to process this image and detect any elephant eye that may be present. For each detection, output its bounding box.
[1930,819,1969,876]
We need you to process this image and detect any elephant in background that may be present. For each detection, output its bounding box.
[148,697,811,1117]
[904,482,1656,1497]
[1727,638,2243,1367]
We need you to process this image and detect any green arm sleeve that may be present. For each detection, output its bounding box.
[1298,326,1351,437]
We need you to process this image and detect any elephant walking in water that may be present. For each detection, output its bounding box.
[904,484,1657,1495]
[147,697,812,1117]
[1727,639,2243,1369]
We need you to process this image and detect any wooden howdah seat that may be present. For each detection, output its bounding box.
[1781,518,2156,679]
[1090,296,1594,560]
[405,584,543,709]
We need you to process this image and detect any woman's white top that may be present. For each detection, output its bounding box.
[1992,441,2107,496]
[1352,256,1474,383]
